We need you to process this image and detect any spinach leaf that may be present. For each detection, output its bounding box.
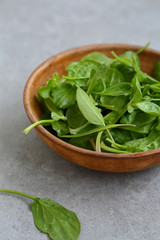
[127,77,142,112]
[51,83,76,109]
[104,106,127,124]
[120,112,157,134]
[76,88,105,126]
[100,95,127,111]
[154,61,160,81]
[149,85,160,93]
[120,111,137,124]
[117,65,136,82]
[87,64,109,94]
[52,121,69,136]
[109,128,133,144]
[66,104,87,128]
[81,52,111,65]
[135,101,160,116]
[51,111,66,121]
[119,51,140,67]
[130,77,142,103]
[102,82,132,96]
[126,129,160,151]
[67,60,100,79]
[105,68,125,86]
[69,134,94,150]
[38,73,61,99]
[0,189,81,240]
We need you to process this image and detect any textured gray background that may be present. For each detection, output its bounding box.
[0,0,160,239]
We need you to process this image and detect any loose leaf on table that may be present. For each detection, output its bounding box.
[135,101,160,117]
[32,198,81,240]
[0,189,81,240]
[76,88,105,126]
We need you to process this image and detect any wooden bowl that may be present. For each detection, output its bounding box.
[23,43,160,172]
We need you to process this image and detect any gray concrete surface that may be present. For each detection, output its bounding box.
[0,0,160,239]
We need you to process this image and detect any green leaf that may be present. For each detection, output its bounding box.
[125,129,160,152]
[120,112,157,134]
[115,65,136,82]
[102,82,132,96]
[82,52,111,65]
[32,198,80,240]
[100,95,127,111]
[52,121,69,136]
[51,110,66,121]
[38,73,61,99]
[66,104,87,129]
[51,83,76,109]
[105,68,125,86]
[76,88,105,126]
[69,134,94,150]
[67,60,100,79]
[119,51,140,67]
[0,189,81,240]
[154,61,160,81]
[135,101,160,117]
[87,64,109,94]
[110,128,133,144]
[130,77,142,103]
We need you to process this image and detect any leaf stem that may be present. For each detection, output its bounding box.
[96,131,103,152]
[136,42,150,55]
[0,189,37,201]
[23,120,54,134]
[61,124,135,138]
[101,142,129,153]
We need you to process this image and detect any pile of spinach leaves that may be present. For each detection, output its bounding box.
[24,43,160,153]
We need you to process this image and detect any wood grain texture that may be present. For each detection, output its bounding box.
[23,43,160,172]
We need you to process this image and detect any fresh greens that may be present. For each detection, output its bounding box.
[0,189,81,240]
[24,43,160,153]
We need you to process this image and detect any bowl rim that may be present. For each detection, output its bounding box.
[23,43,160,159]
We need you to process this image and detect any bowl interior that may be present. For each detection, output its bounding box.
[25,44,160,124]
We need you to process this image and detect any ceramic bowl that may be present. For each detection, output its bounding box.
[23,43,160,172]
